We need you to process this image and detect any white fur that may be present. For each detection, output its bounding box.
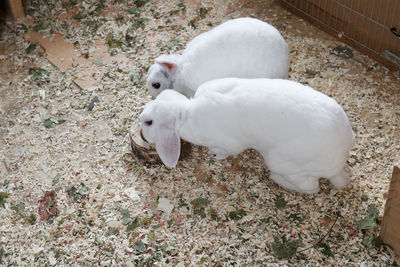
[146,17,290,98]
[139,78,355,194]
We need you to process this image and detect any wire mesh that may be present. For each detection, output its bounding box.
[281,0,400,67]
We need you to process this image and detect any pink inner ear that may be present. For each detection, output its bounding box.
[161,62,175,71]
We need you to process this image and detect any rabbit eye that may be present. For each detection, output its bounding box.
[152,82,161,89]
[145,120,153,126]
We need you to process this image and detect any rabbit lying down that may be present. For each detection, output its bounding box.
[146,17,289,98]
[139,78,355,194]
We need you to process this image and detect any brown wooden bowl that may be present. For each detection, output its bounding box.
[129,128,192,166]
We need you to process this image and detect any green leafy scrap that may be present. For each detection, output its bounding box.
[208,208,219,221]
[12,202,25,215]
[54,249,61,259]
[134,0,149,7]
[25,43,37,54]
[85,20,100,34]
[192,197,209,208]
[357,205,379,230]
[130,73,143,84]
[275,197,287,208]
[106,227,119,236]
[125,32,136,46]
[128,7,140,16]
[177,3,186,14]
[132,17,146,30]
[367,205,378,216]
[136,240,146,253]
[192,198,209,218]
[120,209,130,225]
[148,231,156,244]
[199,256,209,264]
[93,59,103,66]
[92,2,103,16]
[43,118,56,128]
[0,192,10,208]
[17,23,28,32]
[67,183,88,203]
[46,199,55,210]
[361,193,368,201]
[43,118,55,128]
[363,234,382,249]
[61,21,69,31]
[52,174,61,186]
[188,19,197,29]
[378,261,397,267]
[33,21,47,31]
[94,236,100,246]
[127,217,141,231]
[315,242,334,257]
[271,236,301,259]
[194,208,206,218]
[106,34,124,48]
[31,68,50,82]
[198,7,208,19]
[142,215,155,227]
[73,13,85,20]
[43,118,66,128]
[357,216,376,229]
[288,213,302,222]
[305,69,318,76]
[228,209,246,220]
[27,213,37,225]
[103,247,114,257]
[0,246,3,264]
[152,224,161,229]
[115,14,125,24]
[162,244,177,254]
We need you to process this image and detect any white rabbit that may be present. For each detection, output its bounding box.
[146,17,289,98]
[139,78,355,194]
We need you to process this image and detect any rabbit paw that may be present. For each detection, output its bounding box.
[328,169,350,189]
[208,148,229,160]
[270,172,319,194]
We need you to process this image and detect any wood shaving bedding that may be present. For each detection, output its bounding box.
[0,0,399,265]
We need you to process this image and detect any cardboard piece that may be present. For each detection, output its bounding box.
[380,166,400,265]
[25,31,133,90]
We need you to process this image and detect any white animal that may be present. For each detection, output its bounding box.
[139,78,355,194]
[146,17,290,98]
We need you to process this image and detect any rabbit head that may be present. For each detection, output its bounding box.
[139,90,188,167]
[146,55,181,97]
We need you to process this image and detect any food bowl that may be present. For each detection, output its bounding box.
[129,127,192,166]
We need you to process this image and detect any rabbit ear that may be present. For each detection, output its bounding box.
[155,55,180,74]
[154,125,181,168]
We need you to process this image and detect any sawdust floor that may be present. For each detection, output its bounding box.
[0,0,399,266]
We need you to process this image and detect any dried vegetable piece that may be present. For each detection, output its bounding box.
[38,191,59,220]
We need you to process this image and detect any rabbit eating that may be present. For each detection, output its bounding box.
[146,17,290,98]
[139,78,355,194]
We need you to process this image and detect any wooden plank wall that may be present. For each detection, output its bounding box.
[380,166,400,265]
[8,0,25,19]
